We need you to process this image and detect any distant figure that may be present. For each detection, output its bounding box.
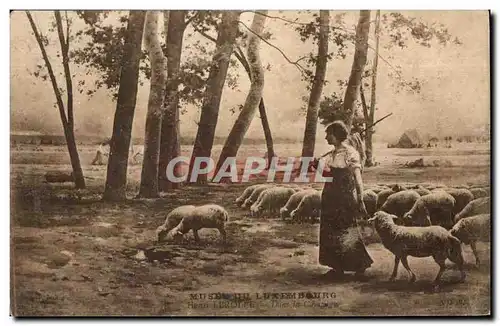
[91,142,108,165]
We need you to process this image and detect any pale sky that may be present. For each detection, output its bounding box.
[10,10,490,144]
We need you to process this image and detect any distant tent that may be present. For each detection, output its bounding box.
[395,129,422,148]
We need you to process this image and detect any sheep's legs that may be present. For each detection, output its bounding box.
[218,227,227,245]
[432,257,447,284]
[193,229,201,242]
[389,256,400,281]
[470,242,480,267]
[401,256,416,283]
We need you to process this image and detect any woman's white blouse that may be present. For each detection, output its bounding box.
[324,143,362,170]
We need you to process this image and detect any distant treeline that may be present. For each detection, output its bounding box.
[10,133,301,146]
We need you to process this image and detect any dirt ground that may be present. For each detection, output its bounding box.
[10,144,491,316]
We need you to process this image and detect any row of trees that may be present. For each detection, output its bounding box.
[25,10,459,200]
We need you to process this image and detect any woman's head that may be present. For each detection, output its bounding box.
[325,120,349,144]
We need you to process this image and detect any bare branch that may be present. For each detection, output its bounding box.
[238,20,306,76]
[192,25,217,43]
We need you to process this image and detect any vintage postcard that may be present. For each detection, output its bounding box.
[10,10,491,317]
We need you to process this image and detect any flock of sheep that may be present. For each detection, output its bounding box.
[155,181,490,287]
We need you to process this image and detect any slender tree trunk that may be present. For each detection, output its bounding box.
[215,10,267,178]
[138,11,168,198]
[343,10,371,130]
[359,83,371,167]
[26,10,85,189]
[187,11,241,184]
[159,10,186,192]
[301,10,330,159]
[258,98,275,167]
[365,10,381,167]
[103,11,146,201]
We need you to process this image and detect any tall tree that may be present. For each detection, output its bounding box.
[187,10,241,184]
[26,10,86,189]
[159,10,188,192]
[103,11,146,201]
[214,11,267,178]
[364,10,380,167]
[138,11,168,198]
[343,10,371,129]
[300,10,330,159]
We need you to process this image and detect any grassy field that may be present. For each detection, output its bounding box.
[10,142,491,316]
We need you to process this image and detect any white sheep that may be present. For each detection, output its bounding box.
[250,186,296,217]
[235,184,260,206]
[280,189,317,219]
[156,205,196,242]
[290,190,322,223]
[379,190,421,218]
[469,187,489,199]
[363,189,378,218]
[241,184,274,209]
[403,192,456,230]
[368,211,465,286]
[165,204,229,243]
[450,213,490,266]
[376,189,396,210]
[454,197,490,223]
[441,188,474,215]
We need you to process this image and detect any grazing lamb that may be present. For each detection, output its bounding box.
[403,192,456,230]
[376,189,396,210]
[156,205,197,243]
[280,189,317,219]
[450,214,490,266]
[454,197,490,223]
[165,204,229,243]
[241,184,274,209]
[469,187,489,199]
[379,190,421,218]
[442,188,474,215]
[363,189,378,218]
[368,211,465,285]
[250,187,296,217]
[290,190,322,223]
[235,184,260,206]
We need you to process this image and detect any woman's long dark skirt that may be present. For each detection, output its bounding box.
[319,168,373,272]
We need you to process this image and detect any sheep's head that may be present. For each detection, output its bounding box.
[280,207,290,218]
[403,207,431,227]
[367,211,395,227]
[250,204,262,217]
[156,226,168,243]
[165,228,184,242]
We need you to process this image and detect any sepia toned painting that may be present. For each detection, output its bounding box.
[10,10,491,317]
